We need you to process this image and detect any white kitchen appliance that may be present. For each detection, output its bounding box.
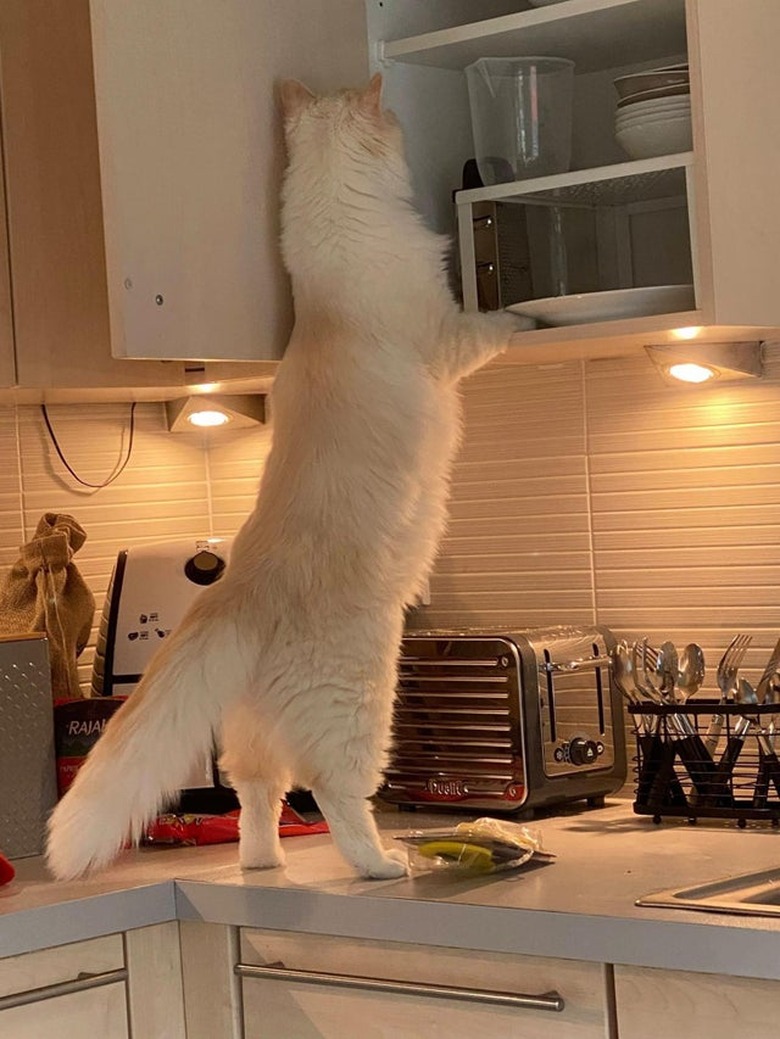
[92,537,234,807]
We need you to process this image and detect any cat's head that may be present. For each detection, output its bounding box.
[277,74,407,187]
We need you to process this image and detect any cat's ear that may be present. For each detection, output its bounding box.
[278,79,316,119]
[359,72,383,116]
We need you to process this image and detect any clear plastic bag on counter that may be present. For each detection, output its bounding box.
[395,817,555,875]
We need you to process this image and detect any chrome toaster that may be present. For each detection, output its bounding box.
[379,626,626,815]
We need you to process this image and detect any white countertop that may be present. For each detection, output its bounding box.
[4,800,780,978]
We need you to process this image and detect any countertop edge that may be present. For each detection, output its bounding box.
[174,877,780,982]
[0,880,177,959]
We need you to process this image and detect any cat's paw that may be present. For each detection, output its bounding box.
[239,841,286,871]
[363,848,410,880]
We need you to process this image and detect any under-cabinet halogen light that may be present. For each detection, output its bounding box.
[165,393,266,432]
[645,341,764,386]
[667,362,716,384]
[188,409,230,428]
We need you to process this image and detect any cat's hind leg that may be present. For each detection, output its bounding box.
[232,775,290,870]
[221,703,290,870]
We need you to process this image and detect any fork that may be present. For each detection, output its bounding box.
[704,633,752,755]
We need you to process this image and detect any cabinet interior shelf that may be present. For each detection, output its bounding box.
[381,0,687,73]
[455,153,693,208]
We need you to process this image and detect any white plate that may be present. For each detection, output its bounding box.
[617,84,690,108]
[616,118,693,159]
[619,109,693,127]
[616,95,691,116]
[506,285,695,327]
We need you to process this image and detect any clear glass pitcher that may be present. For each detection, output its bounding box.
[465,56,575,185]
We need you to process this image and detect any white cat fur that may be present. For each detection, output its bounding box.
[46,74,516,882]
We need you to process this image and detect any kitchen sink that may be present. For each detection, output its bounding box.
[637,868,780,917]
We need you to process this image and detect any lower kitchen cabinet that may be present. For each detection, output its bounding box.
[614,964,780,1039]
[0,933,128,1038]
[0,922,185,1039]
[2,982,129,1038]
[236,929,613,1039]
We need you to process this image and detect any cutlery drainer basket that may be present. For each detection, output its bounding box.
[628,701,780,826]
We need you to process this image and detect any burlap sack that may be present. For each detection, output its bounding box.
[0,513,95,699]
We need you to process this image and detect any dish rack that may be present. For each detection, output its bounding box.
[627,701,780,826]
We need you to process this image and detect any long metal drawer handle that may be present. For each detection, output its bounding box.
[235,962,564,1013]
[541,654,612,673]
[0,967,128,1011]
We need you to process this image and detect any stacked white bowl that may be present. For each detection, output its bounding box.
[614,63,691,160]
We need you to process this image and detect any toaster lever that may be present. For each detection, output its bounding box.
[541,655,612,674]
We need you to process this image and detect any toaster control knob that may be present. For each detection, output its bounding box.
[568,737,599,766]
[184,550,226,586]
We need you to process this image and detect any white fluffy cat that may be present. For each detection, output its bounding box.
[47,74,516,882]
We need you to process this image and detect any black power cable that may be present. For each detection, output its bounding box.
[40,402,137,489]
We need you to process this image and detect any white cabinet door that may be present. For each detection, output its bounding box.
[89,0,369,364]
[0,934,128,1039]
[239,929,611,1039]
[0,934,124,998]
[614,964,780,1039]
[689,0,780,328]
[0,982,129,1039]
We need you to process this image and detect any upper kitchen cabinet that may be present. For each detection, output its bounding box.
[371,0,780,363]
[0,0,368,396]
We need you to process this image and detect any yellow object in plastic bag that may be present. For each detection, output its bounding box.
[396,817,555,875]
[416,840,496,873]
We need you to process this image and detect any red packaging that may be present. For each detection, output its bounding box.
[53,697,127,797]
[144,803,329,847]
[0,853,15,886]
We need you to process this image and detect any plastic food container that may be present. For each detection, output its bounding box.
[465,56,575,185]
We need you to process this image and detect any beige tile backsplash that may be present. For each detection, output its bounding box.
[414,342,780,701]
[1,343,779,699]
[0,401,271,690]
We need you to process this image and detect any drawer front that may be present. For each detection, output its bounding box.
[240,929,610,1038]
[0,982,129,1039]
[0,934,124,999]
[615,964,780,1039]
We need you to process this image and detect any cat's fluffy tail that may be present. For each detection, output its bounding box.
[47,600,246,880]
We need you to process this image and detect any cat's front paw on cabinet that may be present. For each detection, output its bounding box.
[363,847,410,880]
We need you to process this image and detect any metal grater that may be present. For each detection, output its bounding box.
[0,634,57,858]
[379,626,627,815]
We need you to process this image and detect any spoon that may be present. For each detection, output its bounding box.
[612,640,639,704]
[614,640,652,732]
[655,641,679,704]
[677,643,705,704]
[634,637,663,704]
[659,640,714,797]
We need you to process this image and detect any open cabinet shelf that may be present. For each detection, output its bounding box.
[455,153,693,207]
[381,0,687,73]
[374,0,780,361]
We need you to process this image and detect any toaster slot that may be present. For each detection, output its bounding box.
[593,641,606,736]
[543,648,557,744]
